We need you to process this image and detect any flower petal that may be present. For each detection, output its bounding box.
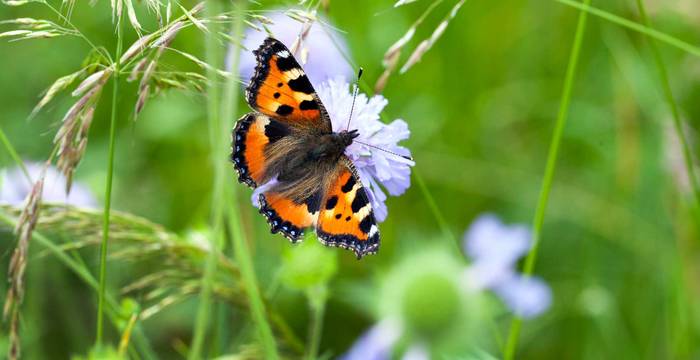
[493,275,552,318]
[463,213,531,266]
[341,319,402,360]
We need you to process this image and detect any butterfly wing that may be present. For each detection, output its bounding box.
[258,189,323,242]
[246,37,332,131]
[231,113,293,187]
[316,160,380,259]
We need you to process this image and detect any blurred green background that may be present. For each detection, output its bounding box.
[1,0,700,359]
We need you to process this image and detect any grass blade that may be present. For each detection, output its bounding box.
[96,14,124,346]
[503,0,592,358]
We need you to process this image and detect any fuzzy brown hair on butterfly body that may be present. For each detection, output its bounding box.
[231,37,380,259]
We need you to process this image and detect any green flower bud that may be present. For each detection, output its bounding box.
[280,235,338,290]
[401,272,461,337]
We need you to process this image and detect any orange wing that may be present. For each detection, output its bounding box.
[316,162,380,259]
[258,190,323,242]
[231,113,291,187]
[246,37,331,131]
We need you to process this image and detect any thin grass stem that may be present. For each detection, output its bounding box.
[188,0,226,355]
[414,169,459,250]
[0,126,31,183]
[96,15,124,346]
[634,0,700,214]
[503,0,591,358]
[555,0,700,58]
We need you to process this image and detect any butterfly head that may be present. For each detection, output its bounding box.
[338,129,360,146]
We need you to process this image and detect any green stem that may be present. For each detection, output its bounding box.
[634,0,700,213]
[221,4,279,358]
[503,0,591,358]
[188,0,225,356]
[0,126,31,183]
[555,0,700,57]
[306,286,327,360]
[96,16,124,346]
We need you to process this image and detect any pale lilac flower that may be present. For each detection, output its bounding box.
[0,162,96,207]
[462,214,552,318]
[318,77,414,222]
[340,319,402,360]
[236,10,353,87]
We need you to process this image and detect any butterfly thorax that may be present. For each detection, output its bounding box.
[308,129,359,162]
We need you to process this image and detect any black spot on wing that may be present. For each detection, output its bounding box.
[359,212,374,234]
[273,92,280,99]
[335,214,342,219]
[276,54,298,72]
[351,188,369,213]
[325,195,338,210]
[287,75,314,94]
[299,100,319,110]
[341,175,356,193]
[275,104,293,116]
[264,120,290,143]
[304,191,323,214]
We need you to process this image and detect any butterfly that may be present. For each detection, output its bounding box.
[231,37,380,259]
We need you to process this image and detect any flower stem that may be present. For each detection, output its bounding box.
[634,0,700,213]
[306,286,327,360]
[503,0,591,358]
[96,15,124,346]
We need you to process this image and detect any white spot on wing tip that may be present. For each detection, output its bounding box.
[277,50,290,58]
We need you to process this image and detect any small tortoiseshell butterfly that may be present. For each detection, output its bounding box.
[231,38,379,259]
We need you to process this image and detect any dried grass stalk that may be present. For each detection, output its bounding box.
[4,164,47,360]
[400,0,465,74]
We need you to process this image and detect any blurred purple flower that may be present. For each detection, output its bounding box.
[462,213,552,318]
[236,10,353,87]
[318,77,414,222]
[0,162,96,207]
[340,319,401,360]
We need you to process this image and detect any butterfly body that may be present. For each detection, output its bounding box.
[231,38,380,259]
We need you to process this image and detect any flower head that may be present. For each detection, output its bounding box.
[237,11,353,87]
[318,77,414,222]
[0,162,96,207]
[462,213,552,318]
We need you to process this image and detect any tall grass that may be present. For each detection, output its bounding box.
[504,0,592,358]
[96,13,124,347]
[189,1,278,358]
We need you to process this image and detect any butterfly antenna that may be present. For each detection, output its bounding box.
[345,67,363,131]
[354,140,414,161]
